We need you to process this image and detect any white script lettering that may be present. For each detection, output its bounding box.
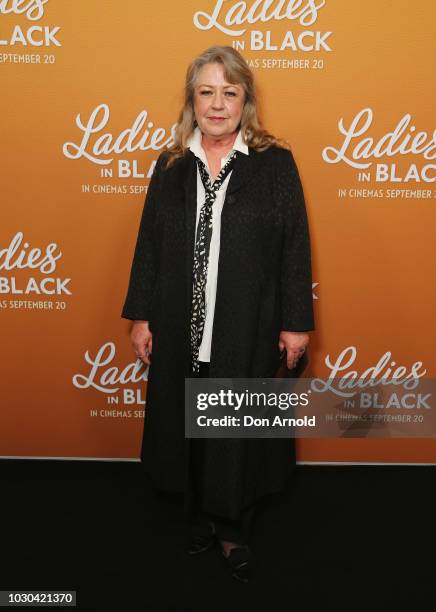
[0,232,62,274]
[0,0,48,21]
[193,0,326,36]
[311,346,427,398]
[72,342,148,394]
[63,103,176,166]
[322,108,436,170]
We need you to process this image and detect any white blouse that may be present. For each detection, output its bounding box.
[186,126,249,362]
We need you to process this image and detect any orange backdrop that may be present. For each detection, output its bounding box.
[1,0,435,462]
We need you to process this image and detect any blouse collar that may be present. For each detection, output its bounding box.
[187,125,249,168]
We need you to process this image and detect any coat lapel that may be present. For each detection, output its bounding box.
[182,148,259,253]
[225,147,258,196]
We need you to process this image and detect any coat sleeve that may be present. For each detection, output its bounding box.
[121,152,166,321]
[276,147,315,332]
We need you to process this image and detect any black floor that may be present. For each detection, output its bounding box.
[0,460,434,611]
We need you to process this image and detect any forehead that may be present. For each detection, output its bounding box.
[195,62,242,87]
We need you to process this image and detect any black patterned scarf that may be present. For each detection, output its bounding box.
[190,150,238,374]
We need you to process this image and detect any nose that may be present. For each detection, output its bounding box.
[211,91,225,110]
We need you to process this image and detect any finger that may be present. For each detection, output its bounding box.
[287,351,300,369]
[134,347,150,366]
[141,353,151,366]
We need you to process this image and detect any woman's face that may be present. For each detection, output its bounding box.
[193,62,245,139]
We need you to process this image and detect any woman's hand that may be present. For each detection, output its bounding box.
[131,320,153,365]
[278,331,309,369]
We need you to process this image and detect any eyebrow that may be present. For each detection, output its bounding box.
[197,84,240,88]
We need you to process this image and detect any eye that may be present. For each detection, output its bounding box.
[225,91,237,97]
[200,90,212,95]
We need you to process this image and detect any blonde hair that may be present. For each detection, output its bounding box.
[163,45,290,168]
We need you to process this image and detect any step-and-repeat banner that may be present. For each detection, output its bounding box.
[1,1,435,462]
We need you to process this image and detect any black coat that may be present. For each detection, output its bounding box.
[122,144,315,520]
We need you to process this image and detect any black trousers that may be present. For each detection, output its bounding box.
[186,361,256,545]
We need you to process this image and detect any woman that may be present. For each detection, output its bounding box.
[122,46,314,583]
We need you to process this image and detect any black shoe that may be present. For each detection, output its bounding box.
[186,521,216,555]
[221,545,252,583]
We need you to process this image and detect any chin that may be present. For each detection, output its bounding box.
[202,123,237,136]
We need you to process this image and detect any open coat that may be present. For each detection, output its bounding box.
[122,143,315,520]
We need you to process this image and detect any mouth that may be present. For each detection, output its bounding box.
[208,117,226,122]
